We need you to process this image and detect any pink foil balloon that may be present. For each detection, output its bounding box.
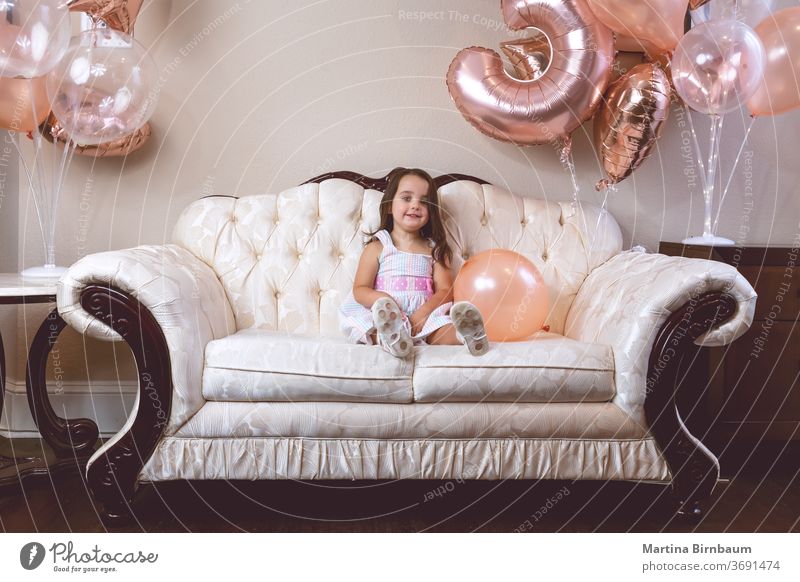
[588,0,689,51]
[748,7,800,117]
[594,63,671,190]
[446,0,614,146]
[671,19,766,115]
[454,249,548,342]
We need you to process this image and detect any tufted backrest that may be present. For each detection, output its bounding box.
[171,178,623,337]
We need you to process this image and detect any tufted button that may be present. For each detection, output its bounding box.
[297,252,303,260]
[318,289,325,297]
[338,253,344,260]
[521,218,527,225]
[462,252,470,260]
[541,251,548,261]
[480,216,487,226]
[255,252,262,261]
[231,214,238,223]
[317,219,323,225]
[274,291,281,299]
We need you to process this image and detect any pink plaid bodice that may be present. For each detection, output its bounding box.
[372,230,435,296]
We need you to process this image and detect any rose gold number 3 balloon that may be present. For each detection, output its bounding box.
[446,0,614,146]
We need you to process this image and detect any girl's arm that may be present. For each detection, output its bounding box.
[409,259,454,335]
[353,240,392,309]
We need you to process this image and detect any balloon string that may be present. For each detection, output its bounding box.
[592,185,612,250]
[48,139,77,267]
[703,114,724,238]
[559,139,580,209]
[681,102,708,194]
[712,116,756,235]
[27,77,52,258]
[9,132,48,259]
[558,138,599,250]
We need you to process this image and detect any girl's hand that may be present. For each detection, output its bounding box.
[370,291,394,307]
[408,310,429,336]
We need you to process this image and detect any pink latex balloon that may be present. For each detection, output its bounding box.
[671,19,766,115]
[0,76,50,132]
[747,7,800,117]
[615,34,660,55]
[46,27,158,146]
[588,0,688,51]
[454,249,548,342]
[446,0,614,146]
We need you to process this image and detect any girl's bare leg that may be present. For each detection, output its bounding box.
[426,324,461,345]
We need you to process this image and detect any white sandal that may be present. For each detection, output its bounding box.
[372,297,412,358]
[451,301,489,357]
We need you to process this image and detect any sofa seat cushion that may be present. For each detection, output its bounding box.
[412,332,615,403]
[202,329,413,403]
[175,401,646,440]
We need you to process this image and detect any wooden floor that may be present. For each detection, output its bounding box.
[1,439,798,533]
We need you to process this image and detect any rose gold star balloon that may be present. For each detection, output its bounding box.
[587,0,689,51]
[66,0,144,34]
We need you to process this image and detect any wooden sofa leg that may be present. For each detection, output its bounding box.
[79,285,173,527]
[645,291,738,520]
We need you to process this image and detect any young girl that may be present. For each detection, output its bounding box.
[338,167,488,358]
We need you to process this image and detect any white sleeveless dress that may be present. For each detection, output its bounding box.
[338,229,453,345]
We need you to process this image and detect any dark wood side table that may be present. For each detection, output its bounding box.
[659,242,800,464]
[0,274,98,488]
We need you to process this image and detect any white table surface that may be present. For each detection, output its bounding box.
[0,273,59,298]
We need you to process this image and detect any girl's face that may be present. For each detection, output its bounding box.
[390,174,430,233]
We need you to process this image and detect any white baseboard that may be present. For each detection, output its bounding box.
[0,378,137,438]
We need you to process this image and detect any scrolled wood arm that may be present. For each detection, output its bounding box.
[645,291,738,517]
[80,285,173,522]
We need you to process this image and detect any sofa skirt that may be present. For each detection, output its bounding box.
[138,437,671,483]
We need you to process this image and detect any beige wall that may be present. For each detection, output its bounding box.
[4,0,800,394]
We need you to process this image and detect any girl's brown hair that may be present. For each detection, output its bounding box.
[367,167,452,266]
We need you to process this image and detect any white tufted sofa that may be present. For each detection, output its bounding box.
[56,174,757,520]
